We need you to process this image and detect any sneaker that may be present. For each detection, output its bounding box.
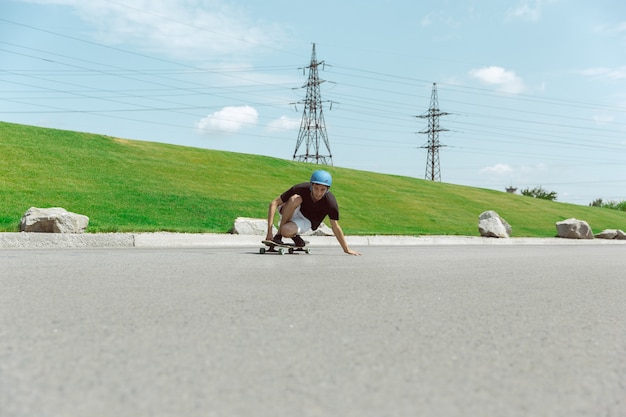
[291,235,306,247]
[272,234,283,244]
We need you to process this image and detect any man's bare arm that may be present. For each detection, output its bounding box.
[330,219,361,256]
[266,196,283,240]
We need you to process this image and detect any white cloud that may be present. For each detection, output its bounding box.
[19,0,286,61]
[197,105,258,134]
[593,21,626,41]
[480,163,513,176]
[592,114,615,125]
[479,163,561,193]
[506,0,554,22]
[469,66,526,94]
[507,1,540,21]
[579,66,626,81]
[420,10,463,29]
[266,116,301,132]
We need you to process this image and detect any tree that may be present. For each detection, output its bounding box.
[521,186,557,201]
[589,198,626,211]
[589,198,603,207]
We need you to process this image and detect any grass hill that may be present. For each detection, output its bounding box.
[1,121,625,236]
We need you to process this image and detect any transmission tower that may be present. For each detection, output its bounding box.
[292,43,333,165]
[416,83,450,181]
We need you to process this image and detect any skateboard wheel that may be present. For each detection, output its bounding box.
[259,247,266,254]
[305,248,311,254]
[288,248,294,254]
[278,248,286,255]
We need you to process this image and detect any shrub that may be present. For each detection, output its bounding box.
[521,186,558,201]
[590,199,626,211]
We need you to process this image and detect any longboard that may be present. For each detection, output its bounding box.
[260,239,311,255]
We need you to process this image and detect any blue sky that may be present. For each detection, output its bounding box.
[1,0,625,205]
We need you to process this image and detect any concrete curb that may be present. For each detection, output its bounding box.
[0,232,135,249]
[2,232,626,249]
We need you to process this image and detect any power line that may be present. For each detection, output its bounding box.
[2,16,625,194]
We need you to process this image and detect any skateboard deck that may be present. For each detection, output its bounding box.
[260,240,311,255]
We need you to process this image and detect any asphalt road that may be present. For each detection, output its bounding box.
[1,245,625,417]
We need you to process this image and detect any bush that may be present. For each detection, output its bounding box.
[589,198,626,211]
[521,186,558,201]
[589,198,604,207]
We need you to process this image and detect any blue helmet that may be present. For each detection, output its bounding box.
[310,170,332,187]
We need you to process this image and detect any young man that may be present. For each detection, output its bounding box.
[266,170,361,256]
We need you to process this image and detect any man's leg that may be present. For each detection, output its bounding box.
[278,194,303,238]
[280,198,312,248]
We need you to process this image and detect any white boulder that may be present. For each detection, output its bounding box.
[232,217,274,235]
[478,210,511,238]
[20,207,89,234]
[555,218,593,239]
[304,222,334,236]
[231,217,334,236]
[594,229,626,240]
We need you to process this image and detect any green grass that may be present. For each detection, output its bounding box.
[2,121,626,236]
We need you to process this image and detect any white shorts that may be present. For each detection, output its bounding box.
[280,206,312,234]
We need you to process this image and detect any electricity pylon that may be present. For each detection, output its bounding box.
[292,43,333,165]
[416,83,450,181]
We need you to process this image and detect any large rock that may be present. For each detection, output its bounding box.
[19,207,89,234]
[555,218,593,239]
[231,217,334,236]
[595,229,618,239]
[594,229,626,240]
[232,217,274,235]
[304,222,334,236]
[478,210,511,238]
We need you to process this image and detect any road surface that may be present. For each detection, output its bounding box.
[1,244,625,416]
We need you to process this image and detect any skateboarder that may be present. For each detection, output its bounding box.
[266,170,361,256]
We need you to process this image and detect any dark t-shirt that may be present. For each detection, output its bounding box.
[280,182,339,230]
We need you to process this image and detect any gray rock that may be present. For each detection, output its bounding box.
[231,217,274,235]
[231,217,334,236]
[595,229,626,240]
[555,218,593,239]
[304,222,334,236]
[19,207,89,234]
[478,210,511,238]
[595,229,618,239]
